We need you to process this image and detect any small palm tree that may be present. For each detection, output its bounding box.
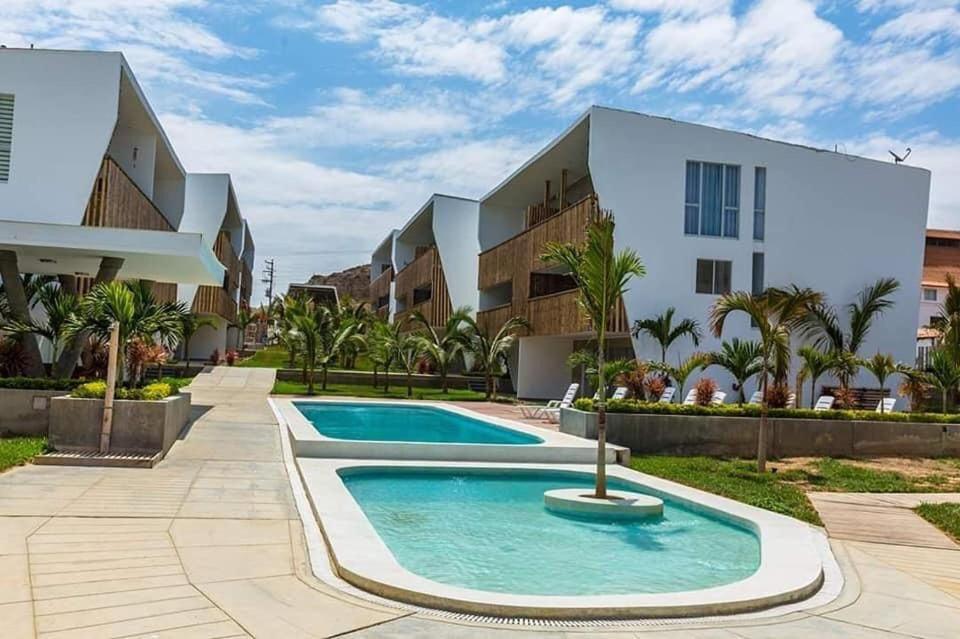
[460,315,529,400]
[287,302,358,394]
[651,353,707,402]
[862,352,897,413]
[368,319,403,392]
[927,349,960,414]
[231,304,255,350]
[178,311,217,373]
[711,286,823,472]
[632,307,701,363]
[3,285,79,364]
[542,210,645,499]
[397,333,427,397]
[705,339,763,404]
[897,364,931,413]
[929,274,960,361]
[566,349,633,397]
[797,346,835,408]
[409,306,470,393]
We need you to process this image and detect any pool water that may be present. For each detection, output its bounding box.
[341,469,761,596]
[294,402,542,445]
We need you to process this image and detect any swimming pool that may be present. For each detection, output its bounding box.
[341,467,760,596]
[294,402,543,445]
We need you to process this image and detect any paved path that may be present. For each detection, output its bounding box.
[1,368,959,638]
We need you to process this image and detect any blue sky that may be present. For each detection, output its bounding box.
[3,0,959,302]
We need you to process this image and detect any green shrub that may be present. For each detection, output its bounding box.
[0,377,86,391]
[572,398,960,424]
[72,381,174,400]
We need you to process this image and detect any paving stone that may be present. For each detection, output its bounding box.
[170,519,291,547]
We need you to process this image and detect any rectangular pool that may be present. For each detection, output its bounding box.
[294,402,543,445]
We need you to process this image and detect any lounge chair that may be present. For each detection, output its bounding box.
[682,388,697,405]
[519,383,579,419]
[611,386,628,401]
[748,390,763,405]
[813,395,835,411]
[876,397,897,413]
[711,391,726,406]
[786,393,797,409]
[658,386,676,403]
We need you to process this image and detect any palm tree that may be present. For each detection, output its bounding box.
[460,315,529,400]
[566,349,633,397]
[705,339,763,404]
[337,299,371,370]
[286,302,358,394]
[409,306,470,393]
[368,319,403,392]
[797,346,835,408]
[178,311,217,373]
[230,304,255,350]
[651,353,707,403]
[898,364,931,413]
[927,349,960,414]
[3,285,79,365]
[632,307,701,363]
[710,286,823,472]
[0,272,56,378]
[542,210,645,499]
[929,274,960,362]
[863,352,898,413]
[64,281,183,387]
[397,333,427,397]
[803,277,900,389]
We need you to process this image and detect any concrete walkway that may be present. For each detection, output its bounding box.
[0,367,957,638]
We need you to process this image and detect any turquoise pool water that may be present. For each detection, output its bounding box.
[341,469,761,596]
[295,402,543,445]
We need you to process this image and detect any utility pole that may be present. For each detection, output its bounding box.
[261,258,275,303]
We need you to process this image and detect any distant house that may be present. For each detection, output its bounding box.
[287,282,339,307]
[917,229,960,366]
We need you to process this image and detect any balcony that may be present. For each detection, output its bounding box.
[370,266,393,309]
[193,285,237,323]
[394,246,451,327]
[82,156,174,231]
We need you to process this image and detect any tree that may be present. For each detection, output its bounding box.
[651,353,707,402]
[230,304,255,350]
[705,339,763,404]
[368,319,403,392]
[541,210,645,499]
[64,281,183,387]
[797,346,835,408]
[178,311,217,373]
[927,349,960,414]
[632,307,701,363]
[409,306,470,393]
[566,348,633,396]
[460,315,529,400]
[710,286,823,472]
[862,352,898,413]
[286,301,357,394]
[897,364,931,413]
[397,334,427,397]
[3,285,79,365]
[929,274,960,362]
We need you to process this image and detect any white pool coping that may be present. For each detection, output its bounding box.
[296,457,826,619]
[272,397,628,464]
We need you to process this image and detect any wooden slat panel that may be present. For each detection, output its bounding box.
[152,282,178,304]
[370,266,393,305]
[192,285,237,323]
[477,304,516,337]
[82,156,174,231]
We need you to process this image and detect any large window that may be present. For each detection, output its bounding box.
[685,161,740,238]
[696,259,732,295]
[0,94,13,182]
[754,167,766,240]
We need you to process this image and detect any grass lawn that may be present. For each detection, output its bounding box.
[630,456,960,526]
[0,436,46,473]
[239,346,377,371]
[915,503,960,542]
[272,380,489,401]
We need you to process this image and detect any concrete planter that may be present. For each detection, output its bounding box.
[49,392,191,457]
[561,408,960,458]
[0,388,71,436]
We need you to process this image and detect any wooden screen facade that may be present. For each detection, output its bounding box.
[393,246,453,328]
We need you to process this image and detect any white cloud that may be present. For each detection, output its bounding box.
[871,7,960,42]
[853,46,960,118]
[858,0,958,12]
[609,0,731,17]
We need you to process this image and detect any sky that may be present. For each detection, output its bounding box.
[2,0,960,303]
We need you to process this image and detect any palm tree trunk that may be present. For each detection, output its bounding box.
[184,341,191,374]
[406,371,412,397]
[758,367,769,473]
[810,376,817,409]
[441,369,448,394]
[383,366,390,392]
[307,367,315,395]
[372,365,379,388]
[596,341,608,499]
[322,366,328,391]
[485,372,492,400]
[0,251,45,378]
[943,389,948,414]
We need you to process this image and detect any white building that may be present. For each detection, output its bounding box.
[0,48,253,369]
[370,230,399,320]
[377,194,480,329]
[916,229,959,367]
[477,106,931,400]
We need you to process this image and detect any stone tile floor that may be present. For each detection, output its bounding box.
[0,366,956,638]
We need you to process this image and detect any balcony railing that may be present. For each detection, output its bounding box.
[476,303,516,337]
[82,156,174,231]
[193,285,237,323]
[394,247,452,327]
[370,266,393,303]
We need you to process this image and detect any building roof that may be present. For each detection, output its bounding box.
[927,228,960,241]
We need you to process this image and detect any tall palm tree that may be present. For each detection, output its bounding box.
[632,307,701,363]
[369,319,403,392]
[178,311,217,373]
[863,352,898,413]
[397,333,427,397]
[797,346,835,408]
[409,306,470,393]
[460,315,529,400]
[927,348,960,414]
[705,339,763,404]
[286,301,358,394]
[230,304,255,350]
[542,210,645,499]
[711,286,823,472]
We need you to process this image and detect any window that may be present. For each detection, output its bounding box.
[754,167,766,240]
[923,288,938,302]
[752,253,765,295]
[696,259,732,295]
[0,94,13,182]
[685,161,740,238]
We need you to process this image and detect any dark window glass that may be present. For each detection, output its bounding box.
[696,259,714,294]
[752,253,765,295]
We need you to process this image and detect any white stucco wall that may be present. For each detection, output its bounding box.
[0,50,121,225]
[432,195,480,314]
[919,286,943,329]
[516,336,575,400]
[107,127,156,197]
[183,315,228,362]
[588,106,930,396]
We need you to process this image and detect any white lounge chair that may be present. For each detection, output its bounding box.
[682,388,697,405]
[786,392,797,409]
[711,391,727,406]
[748,390,763,405]
[519,383,579,419]
[876,397,897,413]
[611,386,628,401]
[658,386,676,403]
[813,395,835,411]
